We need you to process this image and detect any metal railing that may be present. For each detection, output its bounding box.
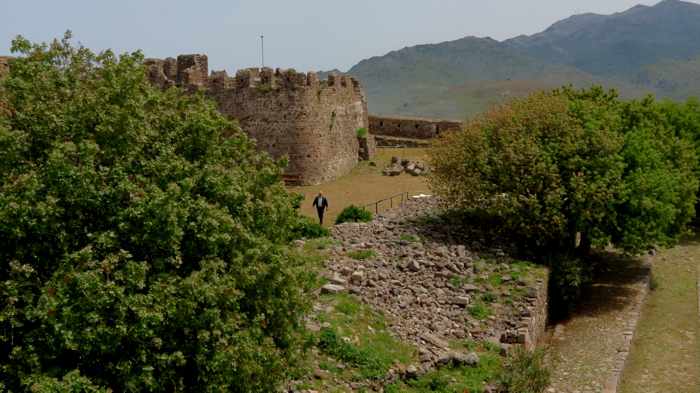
[363,191,430,215]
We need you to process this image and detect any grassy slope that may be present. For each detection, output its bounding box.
[619,237,700,392]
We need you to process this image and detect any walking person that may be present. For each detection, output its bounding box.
[312,191,329,225]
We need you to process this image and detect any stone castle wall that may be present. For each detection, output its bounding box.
[0,56,11,78]
[369,115,461,139]
[146,55,370,185]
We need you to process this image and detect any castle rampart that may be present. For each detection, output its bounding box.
[369,115,461,139]
[146,55,371,185]
[0,56,11,78]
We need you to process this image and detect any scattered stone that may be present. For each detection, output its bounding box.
[350,271,365,285]
[382,164,404,177]
[321,284,346,295]
[405,365,419,379]
[421,333,449,349]
[330,274,347,285]
[382,156,429,177]
[451,296,471,306]
[462,352,480,367]
[408,260,421,272]
[311,196,549,387]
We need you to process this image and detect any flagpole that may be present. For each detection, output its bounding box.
[260,35,265,68]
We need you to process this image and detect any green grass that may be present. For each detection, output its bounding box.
[468,301,492,320]
[449,275,469,288]
[481,292,497,303]
[400,234,421,243]
[385,352,502,393]
[488,273,503,287]
[314,293,417,382]
[619,237,700,392]
[347,249,377,260]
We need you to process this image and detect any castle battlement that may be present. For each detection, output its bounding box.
[145,54,363,98]
[0,56,13,78]
[145,53,371,185]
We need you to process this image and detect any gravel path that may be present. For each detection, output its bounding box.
[546,256,651,393]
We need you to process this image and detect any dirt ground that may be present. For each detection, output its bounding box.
[289,148,430,225]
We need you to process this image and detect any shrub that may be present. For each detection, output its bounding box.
[547,255,593,318]
[0,33,314,392]
[356,127,368,139]
[292,215,330,239]
[496,348,550,393]
[335,205,373,224]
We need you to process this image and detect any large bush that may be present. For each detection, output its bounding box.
[430,88,698,256]
[0,34,314,392]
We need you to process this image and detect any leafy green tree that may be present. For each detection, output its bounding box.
[0,33,314,392]
[429,87,698,256]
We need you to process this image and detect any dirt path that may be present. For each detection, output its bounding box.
[546,256,651,393]
[618,239,700,393]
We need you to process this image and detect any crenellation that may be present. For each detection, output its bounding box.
[306,72,319,87]
[163,57,178,81]
[209,70,233,92]
[176,54,208,89]
[235,68,254,88]
[327,73,337,86]
[143,53,372,185]
[259,67,274,86]
[0,56,13,79]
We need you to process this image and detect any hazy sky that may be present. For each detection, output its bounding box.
[1,0,697,73]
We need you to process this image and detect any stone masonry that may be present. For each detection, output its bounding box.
[0,56,10,78]
[145,55,373,185]
[369,115,462,140]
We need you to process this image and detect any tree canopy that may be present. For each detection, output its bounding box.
[0,33,314,392]
[429,87,698,256]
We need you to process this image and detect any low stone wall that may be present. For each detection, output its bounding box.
[0,56,11,79]
[369,115,461,139]
[375,135,432,148]
[500,276,549,351]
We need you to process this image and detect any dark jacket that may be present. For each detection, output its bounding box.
[313,196,328,210]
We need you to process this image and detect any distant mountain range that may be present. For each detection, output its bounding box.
[340,0,700,119]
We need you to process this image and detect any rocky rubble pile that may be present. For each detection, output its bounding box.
[382,156,429,176]
[319,197,548,373]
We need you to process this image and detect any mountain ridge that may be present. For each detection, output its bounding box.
[345,0,700,119]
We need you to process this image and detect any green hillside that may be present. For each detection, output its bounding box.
[345,0,700,119]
